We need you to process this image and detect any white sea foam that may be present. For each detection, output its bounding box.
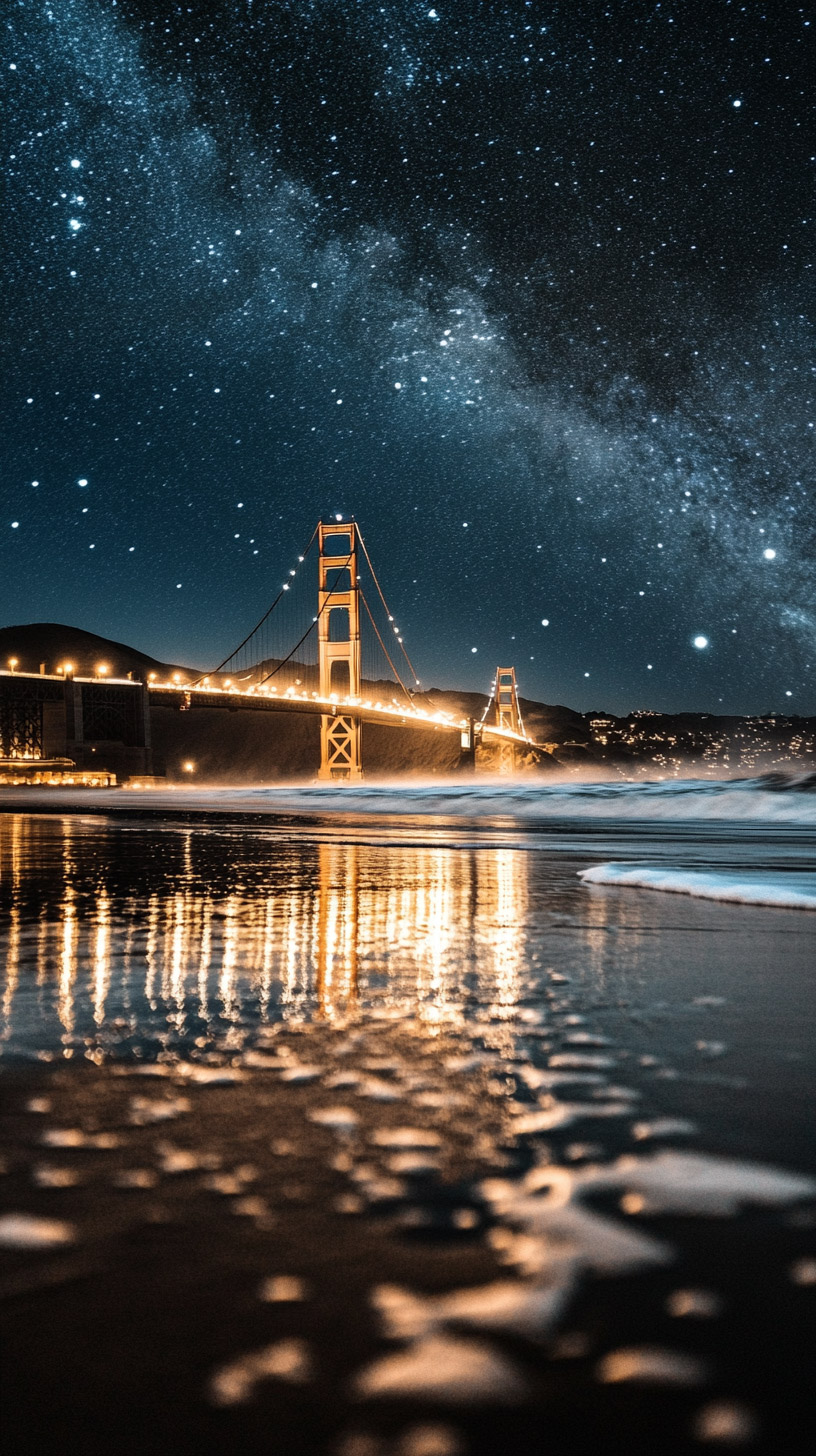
[579,863,816,909]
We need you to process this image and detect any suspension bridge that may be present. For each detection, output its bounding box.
[0,519,546,780]
[149,518,540,778]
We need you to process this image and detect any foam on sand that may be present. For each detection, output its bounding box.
[579,862,816,910]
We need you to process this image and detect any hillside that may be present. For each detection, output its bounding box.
[0,622,196,683]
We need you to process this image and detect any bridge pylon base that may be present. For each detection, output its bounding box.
[319,713,363,781]
[497,739,517,775]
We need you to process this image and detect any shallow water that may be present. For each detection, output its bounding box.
[1,810,814,1164]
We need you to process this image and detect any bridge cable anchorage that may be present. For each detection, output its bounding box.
[355,522,422,691]
[191,524,319,685]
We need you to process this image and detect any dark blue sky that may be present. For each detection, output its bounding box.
[4,1,814,714]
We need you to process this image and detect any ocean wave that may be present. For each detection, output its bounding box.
[161,773,816,824]
[579,863,816,910]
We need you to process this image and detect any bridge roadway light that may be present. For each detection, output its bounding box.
[95,662,109,677]
[60,661,74,677]
[8,657,18,672]
[182,761,196,774]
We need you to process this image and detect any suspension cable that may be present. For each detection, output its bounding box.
[254,548,354,687]
[359,589,413,704]
[354,522,421,689]
[191,525,319,685]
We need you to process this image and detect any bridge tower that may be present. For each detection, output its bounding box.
[495,666,521,773]
[317,520,363,780]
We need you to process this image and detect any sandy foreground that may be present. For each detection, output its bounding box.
[1,793,815,1453]
[2,1010,815,1456]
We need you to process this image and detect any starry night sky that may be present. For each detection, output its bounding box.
[4,1,815,715]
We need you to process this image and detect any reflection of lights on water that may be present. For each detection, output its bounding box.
[60,890,78,1044]
[0,822,533,1048]
[93,893,110,1026]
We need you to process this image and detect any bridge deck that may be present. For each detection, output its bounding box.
[148,683,538,748]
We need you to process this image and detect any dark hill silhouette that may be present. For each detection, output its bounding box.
[0,622,197,682]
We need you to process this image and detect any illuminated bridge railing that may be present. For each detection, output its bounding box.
[147,680,536,747]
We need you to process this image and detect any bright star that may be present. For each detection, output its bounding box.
[693,635,709,649]
[763,548,776,560]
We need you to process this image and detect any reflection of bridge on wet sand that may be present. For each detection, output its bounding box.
[0,519,548,781]
[0,816,532,1046]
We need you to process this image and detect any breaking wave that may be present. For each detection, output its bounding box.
[579,863,816,910]
[121,772,816,825]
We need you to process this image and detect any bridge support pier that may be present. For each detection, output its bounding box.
[317,520,363,781]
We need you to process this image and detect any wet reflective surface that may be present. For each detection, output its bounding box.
[1,811,815,1455]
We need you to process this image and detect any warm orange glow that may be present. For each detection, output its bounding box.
[182,760,196,773]
[7,657,18,671]
[95,662,109,677]
[60,661,74,676]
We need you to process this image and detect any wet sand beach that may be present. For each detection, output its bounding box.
[1,789,815,1454]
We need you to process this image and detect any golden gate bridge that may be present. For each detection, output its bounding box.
[150,518,540,778]
[1,518,545,780]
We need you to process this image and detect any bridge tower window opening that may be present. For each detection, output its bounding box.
[328,607,351,644]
